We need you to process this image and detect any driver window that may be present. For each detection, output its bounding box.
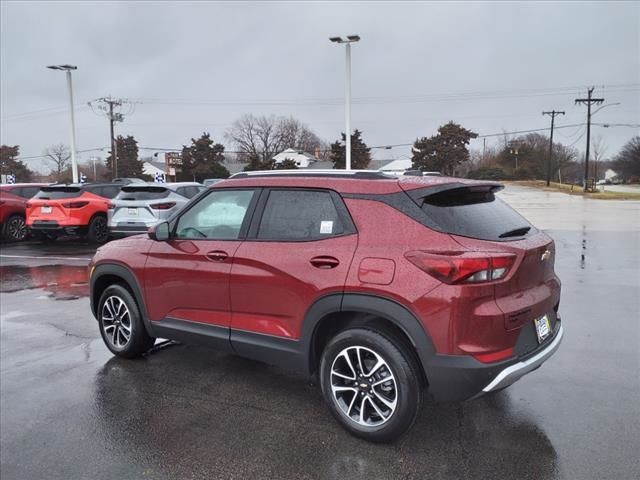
[175,189,255,240]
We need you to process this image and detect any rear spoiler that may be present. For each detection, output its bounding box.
[39,186,82,193]
[403,182,504,206]
[121,185,168,193]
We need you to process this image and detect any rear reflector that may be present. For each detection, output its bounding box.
[473,348,514,364]
[404,250,516,284]
[61,201,89,209]
[150,202,176,210]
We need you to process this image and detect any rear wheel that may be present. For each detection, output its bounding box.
[98,284,155,358]
[2,215,27,241]
[87,215,109,244]
[320,328,423,443]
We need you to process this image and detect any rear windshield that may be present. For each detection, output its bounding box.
[115,186,169,201]
[35,186,82,200]
[417,186,535,241]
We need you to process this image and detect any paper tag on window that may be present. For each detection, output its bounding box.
[320,221,333,234]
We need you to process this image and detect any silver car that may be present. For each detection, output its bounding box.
[107,182,205,238]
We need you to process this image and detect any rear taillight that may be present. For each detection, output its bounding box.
[404,251,516,285]
[150,202,176,210]
[62,201,89,208]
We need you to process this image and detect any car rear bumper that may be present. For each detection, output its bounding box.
[425,320,563,402]
[108,224,151,237]
[29,220,88,235]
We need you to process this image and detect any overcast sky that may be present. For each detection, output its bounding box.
[1,0,638,173]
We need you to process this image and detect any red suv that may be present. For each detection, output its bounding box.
[0,183,47,241]
[27,183,122,244]
[89,171,563,442]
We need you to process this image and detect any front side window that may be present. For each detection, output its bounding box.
[175,189,255,240]
[257,190,345,241]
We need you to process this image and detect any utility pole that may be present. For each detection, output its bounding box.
[88,96,130,179]
[542,110,565,186]
[575,87,604,191]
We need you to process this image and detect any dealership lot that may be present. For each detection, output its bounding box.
[1,184,639,480]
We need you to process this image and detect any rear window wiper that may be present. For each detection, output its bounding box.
[499,226,531,238]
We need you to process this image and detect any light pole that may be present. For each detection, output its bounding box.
[330,35,360,170]
[47,64,79,183]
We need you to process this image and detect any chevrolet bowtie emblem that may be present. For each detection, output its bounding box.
[541,250,551,261]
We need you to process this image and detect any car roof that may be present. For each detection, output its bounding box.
[165,182,203,188]
[216,170,496,194]
[1,183,49,188]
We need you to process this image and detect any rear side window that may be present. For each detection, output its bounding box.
[257,190,346,241]
[13,186,41,198]
[35,187,81,200]
[116,186,169,201]
[418,187,535,241]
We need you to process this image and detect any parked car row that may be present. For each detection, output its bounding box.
[0,181,206,243]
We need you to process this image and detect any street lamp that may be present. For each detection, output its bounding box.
[47,64,79,183]
[330,35,360,170]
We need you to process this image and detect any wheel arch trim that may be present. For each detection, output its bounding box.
[90,262,155,335]
[300,292,437,377]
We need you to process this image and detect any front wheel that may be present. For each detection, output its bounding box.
[319,328,423,443]
[98,284,155,358]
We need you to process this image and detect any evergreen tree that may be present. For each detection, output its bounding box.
[412,122,478,176]
[106,135,144,178]
[180,132,229,182]
[330,130,371,169]
[274,158,299,169]
[0,145,33,182]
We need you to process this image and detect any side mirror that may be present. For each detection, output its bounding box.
[148,221,170,241]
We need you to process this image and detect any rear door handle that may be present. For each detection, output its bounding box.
[310,256,340,269]
[206,250,229,262]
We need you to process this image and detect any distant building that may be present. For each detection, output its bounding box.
[142,160,166,177]
[273,148,319,168]
[377,158,413,176]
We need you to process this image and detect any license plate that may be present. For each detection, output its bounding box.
[41,206,52,214]
[128,208,138,215]
[534,315,551,344]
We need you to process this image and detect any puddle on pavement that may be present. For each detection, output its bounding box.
[0,264,90,299]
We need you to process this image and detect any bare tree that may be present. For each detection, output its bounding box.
[44,144,71,182]
[225,114,325,166]
[591,134,608,181]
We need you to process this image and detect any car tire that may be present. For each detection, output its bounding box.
[87,214,109,244]
[97,284,155,358]
[319,327,423,443]
[2,214,27,242]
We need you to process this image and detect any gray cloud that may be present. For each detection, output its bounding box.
[1,0,638,172]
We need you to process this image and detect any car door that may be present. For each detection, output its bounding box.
[144,188,258,330]
[229,188,358,343]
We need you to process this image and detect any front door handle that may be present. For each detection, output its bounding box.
[206,250,229,262]
[310,256,340,269]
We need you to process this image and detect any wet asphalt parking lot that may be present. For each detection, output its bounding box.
[1,184,639,480]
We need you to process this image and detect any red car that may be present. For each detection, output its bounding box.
[89,171,563,442]
[27,183,122,244]
[0,183,48,241]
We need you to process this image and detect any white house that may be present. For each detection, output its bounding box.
[377,158,413,176]
[142,160,166,177]
[273,149,319,168]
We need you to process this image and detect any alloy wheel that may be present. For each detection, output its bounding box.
[330,346,398,427]
[7,217,27,241]
[94,217,108,243]
[101,296,132,349]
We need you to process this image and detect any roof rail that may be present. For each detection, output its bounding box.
[230,169,393,180]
